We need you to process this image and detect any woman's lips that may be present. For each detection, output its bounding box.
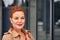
[17,24,22,26]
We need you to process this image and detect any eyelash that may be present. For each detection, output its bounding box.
[15,17,18,19]
[21,17,25,19]
[14,17,25,20]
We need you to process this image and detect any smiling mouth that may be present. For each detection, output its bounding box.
[17,24,22,26]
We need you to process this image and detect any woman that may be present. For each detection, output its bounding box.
[2,6,34,40]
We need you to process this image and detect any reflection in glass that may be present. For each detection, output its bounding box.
[37,0,50,40]
[54,0,60,40]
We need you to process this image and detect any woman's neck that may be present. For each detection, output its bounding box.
[13,28,22,34]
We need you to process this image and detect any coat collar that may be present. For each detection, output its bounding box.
[8,27,19,37]
[8,27,29,38]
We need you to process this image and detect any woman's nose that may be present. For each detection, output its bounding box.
[18,19,22,22]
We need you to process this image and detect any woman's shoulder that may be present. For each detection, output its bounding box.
[24,29,34,40]
[2,32,12,40]
[3,32,11,36]
[22,29,31,34]
[25,29,31,33]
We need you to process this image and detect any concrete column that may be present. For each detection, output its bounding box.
[30,0,36,40]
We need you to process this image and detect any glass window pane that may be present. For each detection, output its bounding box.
[37,0,50,40]
[54,0,60,40]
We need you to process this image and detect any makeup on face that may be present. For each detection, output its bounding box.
[10,11,25,29]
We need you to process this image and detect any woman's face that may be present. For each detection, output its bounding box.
[10,11,25,30]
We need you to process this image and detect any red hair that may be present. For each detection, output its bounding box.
[10,6,25,18]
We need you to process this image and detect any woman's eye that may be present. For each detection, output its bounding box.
[21,17,25,19]
[14,17,18,20]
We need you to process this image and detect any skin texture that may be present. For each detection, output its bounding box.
[10,11,25,32]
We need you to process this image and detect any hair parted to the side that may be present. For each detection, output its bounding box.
[10,6,25,18]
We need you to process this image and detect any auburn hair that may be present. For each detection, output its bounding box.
[10,6,25,18]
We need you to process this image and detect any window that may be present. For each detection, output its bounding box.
[54,0,60,40]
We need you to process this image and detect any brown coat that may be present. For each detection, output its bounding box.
[2,28,34,40]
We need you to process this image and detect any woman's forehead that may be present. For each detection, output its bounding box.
[12,11,25,17]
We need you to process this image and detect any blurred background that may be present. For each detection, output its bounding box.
[0,0,60,40]
[0,0,2,40]
[54,0,60,40]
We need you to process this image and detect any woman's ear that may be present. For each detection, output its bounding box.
[10,18,12,24]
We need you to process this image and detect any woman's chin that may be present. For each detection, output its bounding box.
[17,26,23,29]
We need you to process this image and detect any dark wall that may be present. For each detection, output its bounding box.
[54,1,60,22]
